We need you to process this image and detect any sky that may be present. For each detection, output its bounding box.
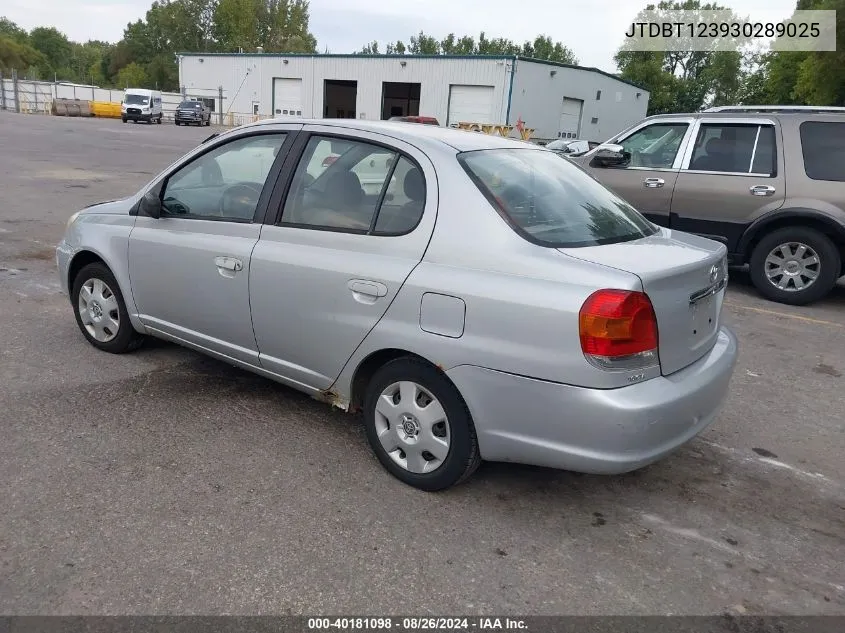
[5,0,801,72]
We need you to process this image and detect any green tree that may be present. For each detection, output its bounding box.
[29,26,73,78]
[116,61,149,87]
[0,35,46,73]
[359,41,379,54]
[213,0,316,52]
[520,35,577,64]
[615,0,746,113]
[263,0,316,52]
[385,40,407,54]
[360,31,577,63]
[407,31,440,54]
[791,0,845,105]
[0,17,29,44]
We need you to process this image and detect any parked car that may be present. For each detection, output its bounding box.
[175,100,212,126]
[573,105,845,305]
[546,139,599,156]
[56,119,738,491]
[389,115,440,125]
[121,88,163,124]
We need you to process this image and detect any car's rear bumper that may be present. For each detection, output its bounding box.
[446,326,738,474]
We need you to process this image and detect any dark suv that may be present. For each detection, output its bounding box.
[175,100,212,126]
[574,106,845,305]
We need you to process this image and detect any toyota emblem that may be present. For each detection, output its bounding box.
[709,264,719,284]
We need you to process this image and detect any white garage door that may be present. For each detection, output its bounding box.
[558,97,583,138]
[273,78,303,117]
[448,85,495,126]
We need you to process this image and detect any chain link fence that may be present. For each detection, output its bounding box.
[0,71,267,128]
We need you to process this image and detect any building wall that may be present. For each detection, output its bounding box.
[508,59,650,142]
[178,55,511,124]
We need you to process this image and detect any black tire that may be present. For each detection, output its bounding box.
[363,357,481,491]
[175,121,181,126]
[71,262,145,353]
[156,115,162,124]
[121,117,127,123]
[749,226,841,306]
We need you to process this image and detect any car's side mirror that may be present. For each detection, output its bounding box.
[139,190,162,219]
[590,144,630,168]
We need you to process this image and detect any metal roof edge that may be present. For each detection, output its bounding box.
[175,52,513,61]
[513,55,650,93]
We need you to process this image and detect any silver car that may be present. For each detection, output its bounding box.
[56,119,739,491]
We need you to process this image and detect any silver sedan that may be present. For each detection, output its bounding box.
[56,119,738,491]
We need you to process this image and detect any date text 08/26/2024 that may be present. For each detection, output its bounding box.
[307,617,528,631]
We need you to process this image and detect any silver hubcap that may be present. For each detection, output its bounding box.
[764,242,820,292]
[374,381,450,474]
[78,278,120,342]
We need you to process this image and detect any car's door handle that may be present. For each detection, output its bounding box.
[750,185,776,197]
[643,178,665,188]
[214,256,243,272]
[347,279,388,303]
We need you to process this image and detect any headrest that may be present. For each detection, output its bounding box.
[403,167,425,201]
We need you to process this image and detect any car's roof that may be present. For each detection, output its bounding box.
[646,111,845,121]
[240,118,541,152]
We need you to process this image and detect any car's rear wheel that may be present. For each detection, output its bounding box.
[71,262,145,353]
[362,357,481,491]
[749,226,840,305]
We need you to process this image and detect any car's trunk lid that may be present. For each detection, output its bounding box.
[559,229,728,376]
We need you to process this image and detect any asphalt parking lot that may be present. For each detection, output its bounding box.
[0,112,843,616]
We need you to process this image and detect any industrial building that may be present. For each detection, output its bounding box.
[176,53,650,142]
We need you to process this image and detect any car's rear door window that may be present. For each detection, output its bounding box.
[459,148,658,247]
[281,135,426,234]
[687,123,776,175]
[800,121,845,182]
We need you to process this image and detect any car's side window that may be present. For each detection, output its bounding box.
[282,135,425,234]
[618,123,689,169]
[161,133,287,221]
[373,157,426,234]
[799,121,845,182]
[687,123,776,175]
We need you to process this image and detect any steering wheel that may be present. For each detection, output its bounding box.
[162,196,190,215]
[219,182,263,218]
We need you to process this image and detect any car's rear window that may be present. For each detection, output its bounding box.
[800,121,845,182]
[458,148,658,248]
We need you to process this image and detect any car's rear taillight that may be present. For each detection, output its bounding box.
[579,289,659,370]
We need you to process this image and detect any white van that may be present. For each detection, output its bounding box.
[121,88,163,124]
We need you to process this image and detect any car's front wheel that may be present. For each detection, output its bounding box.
[749,226,841,305]
[363,357,481,491]
[71,262,145,353]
